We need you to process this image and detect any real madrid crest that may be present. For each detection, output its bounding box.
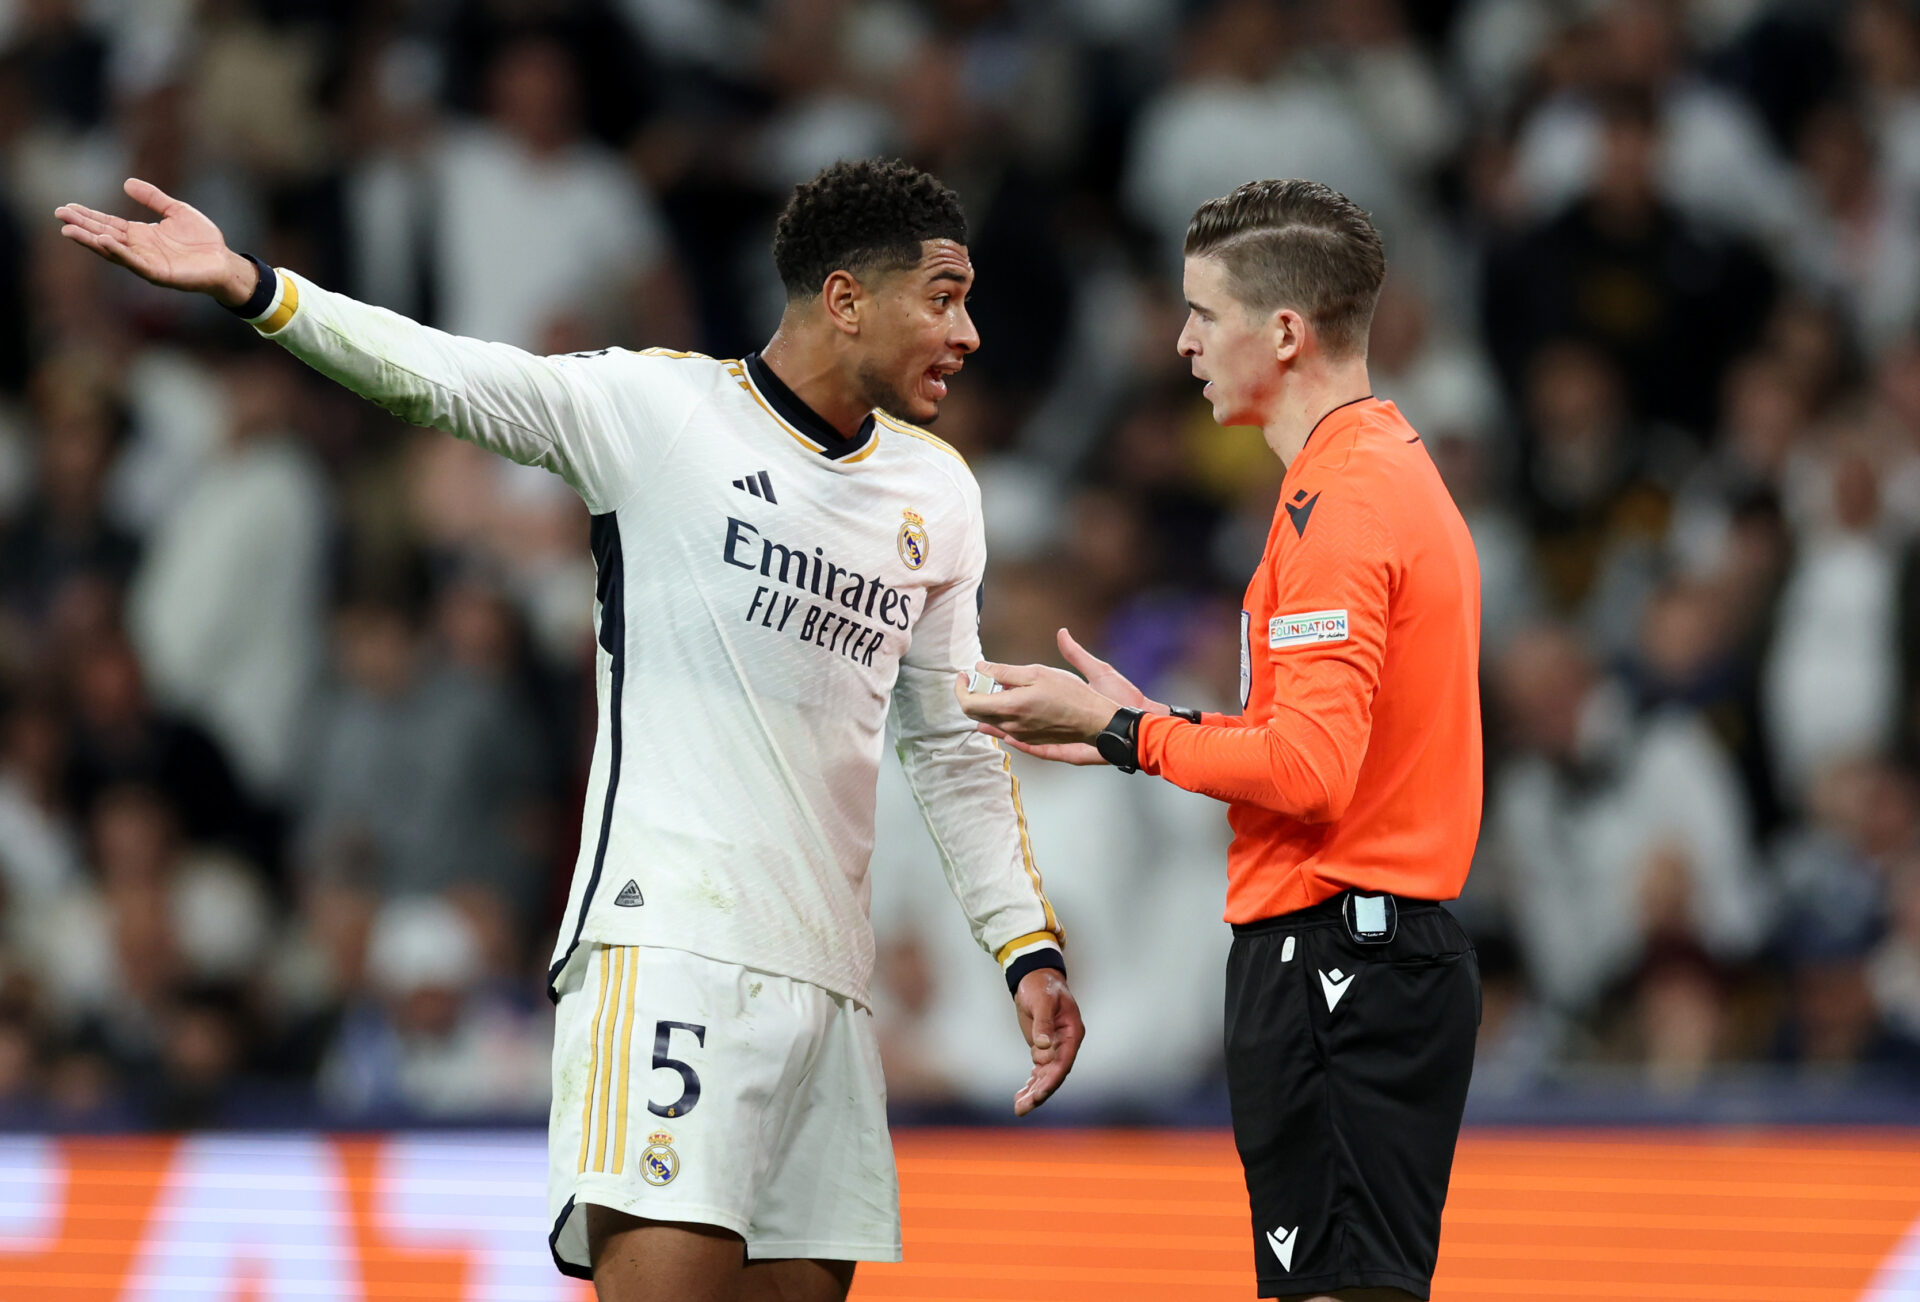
[640,1131,680,1186]
[898,509,929,570]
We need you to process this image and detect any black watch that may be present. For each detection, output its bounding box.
[1094,706,1145,773]
[1169,706,1202,724]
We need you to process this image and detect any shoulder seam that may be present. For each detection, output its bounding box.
[875,412,967,465]
[635,347,718,361]
[585,351,721,516]
[905,436,978,517]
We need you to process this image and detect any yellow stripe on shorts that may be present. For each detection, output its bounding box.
[593,947,626,1173]
[613,949,639,1174]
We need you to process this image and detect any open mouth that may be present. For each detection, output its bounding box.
[923,361,962,401]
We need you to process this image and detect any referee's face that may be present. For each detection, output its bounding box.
[1178,255,1282,431]
[852,239,979,425]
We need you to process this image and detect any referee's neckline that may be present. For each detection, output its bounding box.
[1302,394,1376,450]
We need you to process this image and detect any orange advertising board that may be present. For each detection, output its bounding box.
[0,1130,1915,1300]
[864,1130,1920,1301]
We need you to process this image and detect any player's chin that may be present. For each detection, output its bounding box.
[897,396,941,424]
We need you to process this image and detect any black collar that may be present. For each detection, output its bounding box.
[745,352,876,460]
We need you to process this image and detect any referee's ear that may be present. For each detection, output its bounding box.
[1271,306,1308,364]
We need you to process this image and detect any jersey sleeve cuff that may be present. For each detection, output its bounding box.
[228,259,300,335]
[996,931,1064,995]
[1136,711,1183,775]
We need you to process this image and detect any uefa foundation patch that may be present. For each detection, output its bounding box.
[1269,609,1349,649]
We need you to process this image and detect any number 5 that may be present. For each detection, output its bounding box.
[649,1021,706,1119]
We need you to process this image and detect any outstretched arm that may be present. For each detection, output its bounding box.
[55,179,669,514]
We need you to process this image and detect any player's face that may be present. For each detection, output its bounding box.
[1178,256,1283,428]
[854,239,978,424]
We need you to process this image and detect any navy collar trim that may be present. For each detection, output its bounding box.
[745,352,876,460]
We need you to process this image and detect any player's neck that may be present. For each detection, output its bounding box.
[759,328,871,439]
[1260,357,1373,468]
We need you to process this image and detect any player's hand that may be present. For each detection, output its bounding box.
[1011,966,1082,1116]
[55,178,259,307]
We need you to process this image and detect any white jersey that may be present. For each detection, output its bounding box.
[245,270,1061,1006]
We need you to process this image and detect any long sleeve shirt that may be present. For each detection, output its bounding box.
[241,268,1061,1004]
[1136,398,1483,923]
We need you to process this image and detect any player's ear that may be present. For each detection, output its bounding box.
[822,269,864,336]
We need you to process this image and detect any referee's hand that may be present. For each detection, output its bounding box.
[958,629,1160,766]
[1011,967,1083,1116]
[957,658,1114,749]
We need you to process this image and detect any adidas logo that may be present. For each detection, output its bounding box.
[731,470,778,503]
[614,880,644,907]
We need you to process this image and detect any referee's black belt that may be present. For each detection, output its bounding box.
[1232,889,1442,945]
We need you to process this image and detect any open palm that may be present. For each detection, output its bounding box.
[54,178,243,298]
[973,628,1154,767]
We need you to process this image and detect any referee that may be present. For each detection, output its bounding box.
[959,179,1481,1302]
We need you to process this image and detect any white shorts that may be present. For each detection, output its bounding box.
[546,944,901,1277]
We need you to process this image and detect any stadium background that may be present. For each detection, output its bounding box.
[2,0,1920,1296]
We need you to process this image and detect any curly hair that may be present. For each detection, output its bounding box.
[1185,179,1385,358]
[773,159,969,300]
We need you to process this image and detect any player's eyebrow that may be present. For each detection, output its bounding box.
[927,270,972,287]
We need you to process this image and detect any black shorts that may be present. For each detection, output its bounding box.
[1224,890,1479,1299]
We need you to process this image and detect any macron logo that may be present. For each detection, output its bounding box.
[1269,610,1348,650]
[1319,968,1354,1011]
[1266,1225,1298,1271]
[1285,490,1319,537]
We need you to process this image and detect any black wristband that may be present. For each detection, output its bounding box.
[1005,946,1066,996]
[1169,706,1202,724]
[223,253,278,320]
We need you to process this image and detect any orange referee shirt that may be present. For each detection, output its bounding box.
[1136,397,1482,923]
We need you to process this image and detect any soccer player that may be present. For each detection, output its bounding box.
[959,179,1481,1302]
[56,159,1081,1302]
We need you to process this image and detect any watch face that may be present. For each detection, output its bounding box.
[1095,712,1139,769]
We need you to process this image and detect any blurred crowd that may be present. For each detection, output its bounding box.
[2,0,1920,1129]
